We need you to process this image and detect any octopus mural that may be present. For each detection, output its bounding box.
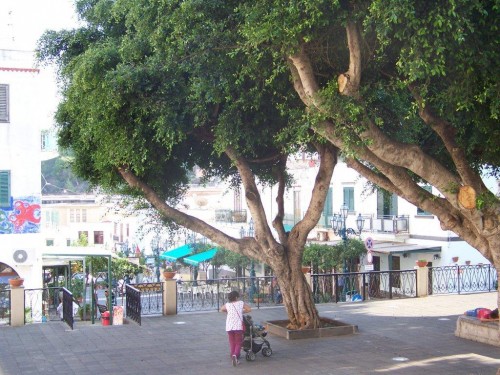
[0,197,41,234]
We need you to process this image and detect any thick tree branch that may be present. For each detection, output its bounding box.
[272,155,288,244]
[294,142,337,242]
[410,86,485,190]
[117,166,252,254]
[338,21,362,97]
[224,147,282,256]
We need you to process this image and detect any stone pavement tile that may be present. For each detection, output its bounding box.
[0,292,499,375]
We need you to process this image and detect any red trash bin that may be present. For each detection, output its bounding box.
[101,311,110,326]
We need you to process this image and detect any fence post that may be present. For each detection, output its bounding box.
[163,280,177,316]
[415,266,429,297]
[10,286,25,327]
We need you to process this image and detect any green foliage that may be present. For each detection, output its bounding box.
[73,232,89,247]
[69,278,84,300]
[304,239,366,272]
[86,256,146,283]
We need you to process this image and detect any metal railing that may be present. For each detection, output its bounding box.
[130,282,163,315]
[61,288,74,329]
[177,276,281,313]
[214,209,247,224]
[311,269,417,303]
[25,287,61,323]
[125,284,141,325]
[430,265,498,294]
[0,288,10,326]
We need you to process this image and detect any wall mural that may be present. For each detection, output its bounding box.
[0,196,41,234]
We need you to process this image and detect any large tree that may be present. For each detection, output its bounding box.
[38,0,499,328]
[38,0,335,329]
[237,0,500,307]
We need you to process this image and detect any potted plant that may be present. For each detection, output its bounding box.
[416,260,428,268]
[8,277,24,288]
[301,265,311,274]
[163,266,176,280]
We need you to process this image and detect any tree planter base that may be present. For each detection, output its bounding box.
[455,315,500,347]
[266,317,358,340]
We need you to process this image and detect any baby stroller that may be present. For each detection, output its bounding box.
[242,314,272,361]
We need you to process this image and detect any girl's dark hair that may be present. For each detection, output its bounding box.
[228,291,239,302]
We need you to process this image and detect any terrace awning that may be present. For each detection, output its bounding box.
[159,245,193,261]
[182,248,218,266]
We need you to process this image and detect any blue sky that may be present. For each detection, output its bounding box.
[0,0,79,51]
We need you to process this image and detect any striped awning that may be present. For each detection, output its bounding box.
[182,248,218,266]
[159,245,193,261]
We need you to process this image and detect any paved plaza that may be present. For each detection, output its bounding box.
[0,292,499,375]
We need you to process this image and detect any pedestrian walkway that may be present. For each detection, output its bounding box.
[0,292,498,375]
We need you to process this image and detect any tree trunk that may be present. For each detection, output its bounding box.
[270,243,321,330]
[277,268,320,330]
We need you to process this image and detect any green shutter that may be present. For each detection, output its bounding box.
[343,187,354,211]
[0,85,9,122]
[0,170,10,207]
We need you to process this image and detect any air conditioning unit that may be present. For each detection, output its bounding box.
[12,249,36,265]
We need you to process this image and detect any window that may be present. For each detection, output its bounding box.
[41,130,49,151]
[44,211,59,228]
[321,187,333,226]
[0,170,11,208]
[417,186,433,216]
[46,239,54,246]
[70,208,87,223]
[377,189,398,217]
[0,84,9,123]
[94,231,104,245]
[343,187,354,211]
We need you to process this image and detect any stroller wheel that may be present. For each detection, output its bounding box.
[246,352,256,361]
[262,347,272,357]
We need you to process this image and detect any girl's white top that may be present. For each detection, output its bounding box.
[225,300,244,331]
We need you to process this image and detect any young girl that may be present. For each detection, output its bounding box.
[221,290,252,366]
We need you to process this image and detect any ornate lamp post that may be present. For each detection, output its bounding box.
[331,205,365,298]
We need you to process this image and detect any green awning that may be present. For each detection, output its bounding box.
[183,248,218,266]
[159,245,193,261]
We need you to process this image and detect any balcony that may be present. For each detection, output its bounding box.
[214,209,247,224]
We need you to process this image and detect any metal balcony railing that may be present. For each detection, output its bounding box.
[214,209,247,224]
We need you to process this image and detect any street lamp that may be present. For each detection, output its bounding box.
[331,205,365,300]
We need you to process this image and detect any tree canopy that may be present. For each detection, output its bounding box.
[37,0,500,328]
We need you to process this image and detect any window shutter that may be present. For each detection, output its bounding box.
[0,85,9,122]
[0,170,11,207]
[343,187,354,211]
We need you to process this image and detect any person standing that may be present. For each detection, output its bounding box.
[221,290,251,366]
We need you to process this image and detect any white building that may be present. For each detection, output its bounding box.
[0,49,44,287]
[272,155,493,271]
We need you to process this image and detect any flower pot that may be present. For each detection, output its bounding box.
[9,278,24,288]
[465,260,471,265]
[416,261,428,268]
[301,266,311,274]
[163,271,176,280]
[452,256,459,263]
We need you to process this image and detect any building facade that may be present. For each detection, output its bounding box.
[0,49,44,287]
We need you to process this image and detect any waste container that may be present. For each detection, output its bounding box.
[101,311,110,326]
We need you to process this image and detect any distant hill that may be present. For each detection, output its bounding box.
[41,157,90,195]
